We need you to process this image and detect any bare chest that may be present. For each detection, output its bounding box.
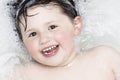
[24,65,114,80]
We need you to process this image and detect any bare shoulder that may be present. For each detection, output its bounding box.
[89,45,120,79]
[89,45,120,59]
[12,61,42,80]
[12,63,25,80]
[83,45,120,66]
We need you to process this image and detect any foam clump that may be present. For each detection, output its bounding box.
[0,0,30,79]
[75,0,120,51]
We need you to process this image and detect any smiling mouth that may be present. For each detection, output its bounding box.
[41,45,59,57]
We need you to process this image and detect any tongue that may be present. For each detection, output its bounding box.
[46,48,55,53]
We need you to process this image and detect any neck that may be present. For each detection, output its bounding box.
[40,52,81,69]
[54,53,80,69]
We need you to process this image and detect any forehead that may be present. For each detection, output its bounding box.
[27,4,63,17]
[24,5,70,26]
[19,5,63,26]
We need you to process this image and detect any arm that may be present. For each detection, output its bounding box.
[110,49,120,80]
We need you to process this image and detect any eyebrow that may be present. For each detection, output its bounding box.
[45,21,56,25]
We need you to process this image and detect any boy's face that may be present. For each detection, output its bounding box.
[20,5,82,67]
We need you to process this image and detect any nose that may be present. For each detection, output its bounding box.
[39,32,51,45]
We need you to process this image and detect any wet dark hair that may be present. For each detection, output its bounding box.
[14,0,79,40]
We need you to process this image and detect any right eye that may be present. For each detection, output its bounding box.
[28,32,37,37]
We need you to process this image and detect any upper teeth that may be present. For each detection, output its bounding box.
[42,45,57,53]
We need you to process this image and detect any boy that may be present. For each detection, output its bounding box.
[13,0,120,80]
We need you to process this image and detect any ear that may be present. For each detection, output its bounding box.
[73,16,82,36]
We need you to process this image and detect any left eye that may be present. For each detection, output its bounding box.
[48,25,58,30]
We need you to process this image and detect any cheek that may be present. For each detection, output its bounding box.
[24,40,38,55]
[55,31,74,46]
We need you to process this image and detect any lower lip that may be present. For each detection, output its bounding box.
[42,46,59,58]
